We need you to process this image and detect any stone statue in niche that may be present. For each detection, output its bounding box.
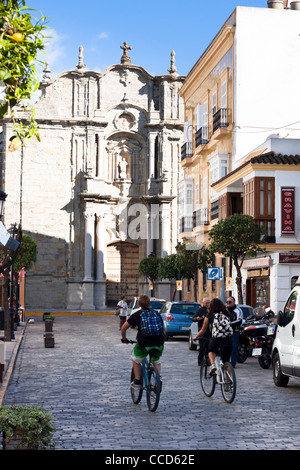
[119,157,128,179]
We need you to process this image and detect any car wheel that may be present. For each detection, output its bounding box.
[273,352,289,387]
[188,331,197,350]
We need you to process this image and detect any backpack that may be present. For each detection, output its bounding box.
[212,312,233,338]
[140,309,164,337]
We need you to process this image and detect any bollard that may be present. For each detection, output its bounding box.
[0,341,6,382]
[44,333,55,348]
[45,319,53,332]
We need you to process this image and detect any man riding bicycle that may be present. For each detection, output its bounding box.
[121,294,165,390]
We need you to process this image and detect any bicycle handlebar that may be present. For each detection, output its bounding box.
[121,339,137,344]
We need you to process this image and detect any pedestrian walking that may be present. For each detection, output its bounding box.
[117,296,128,330]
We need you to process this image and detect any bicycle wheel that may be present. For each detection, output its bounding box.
[146,365,161,412]
[130,368,143,404]
[220,362,236,403]
[200,357,216,397]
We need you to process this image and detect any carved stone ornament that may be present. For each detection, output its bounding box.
[116,112,134,131]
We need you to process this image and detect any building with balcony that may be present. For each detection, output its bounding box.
[178,2,300,309]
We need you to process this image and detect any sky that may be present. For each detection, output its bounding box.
[26,0,268,79]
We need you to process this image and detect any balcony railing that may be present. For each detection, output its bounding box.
[193,207,209,228]
[181,142,192,161]
[179,216,193,233]
[195,127,209,147]
[213,108,230,133]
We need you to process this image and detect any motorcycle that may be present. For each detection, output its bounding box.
[237,312,277,369]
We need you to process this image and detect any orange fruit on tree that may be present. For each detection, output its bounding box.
[11,33,24,43]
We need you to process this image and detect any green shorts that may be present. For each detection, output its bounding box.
[131,344,164,365]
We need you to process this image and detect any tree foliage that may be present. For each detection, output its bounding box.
[13,232,37,271]
[138,256,161,284]
[208,214,266,304]
[0,0,47,149]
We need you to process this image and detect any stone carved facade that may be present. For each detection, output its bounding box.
[0,46,185,310]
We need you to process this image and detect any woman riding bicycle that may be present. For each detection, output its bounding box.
[193,298,233,376]
[121,294,165,390]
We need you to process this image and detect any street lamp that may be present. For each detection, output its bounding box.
[0,190,7,219]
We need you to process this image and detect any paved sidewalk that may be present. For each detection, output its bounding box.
[2,314,300,451]
[0,326,25,406]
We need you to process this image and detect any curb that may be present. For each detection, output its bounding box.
[0,325,26,406]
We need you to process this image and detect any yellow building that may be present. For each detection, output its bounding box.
[178,14,234,302]
[178,4,300,309]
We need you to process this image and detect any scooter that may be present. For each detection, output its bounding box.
[237,313,277,368]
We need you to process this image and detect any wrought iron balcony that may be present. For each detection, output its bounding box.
[181,142,192,161]
[195,127,209,147]
[179,216,193,233]
[193,207,209,228]
[213,108,230,133]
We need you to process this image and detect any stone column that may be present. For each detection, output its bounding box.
[82,211,95,310]
[83,211,94,281]
[96,132,104,178]
[149,133,156,179]
[94,213,106,309]
[160,203,171,258]
[147,212,154,256]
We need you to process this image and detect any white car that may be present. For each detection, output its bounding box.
[272,276,300,387]
[127,297,166,318]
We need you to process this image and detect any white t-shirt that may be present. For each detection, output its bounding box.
[117,300,128,317]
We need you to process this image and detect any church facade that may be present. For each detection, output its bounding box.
[0,44,185,310]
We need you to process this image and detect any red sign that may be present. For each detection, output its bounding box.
[281,187,295,236]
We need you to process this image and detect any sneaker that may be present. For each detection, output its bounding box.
[209,364,217,376]
[131,380,141,390]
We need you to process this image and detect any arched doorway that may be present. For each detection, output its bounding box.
[106,241,139,306]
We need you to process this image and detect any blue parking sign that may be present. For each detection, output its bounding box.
[207,267,223,280]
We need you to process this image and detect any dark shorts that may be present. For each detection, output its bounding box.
[209,336,233,362]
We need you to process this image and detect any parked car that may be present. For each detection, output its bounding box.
[272,276,300,387]
[159,301,201,340]
[188,303,254,350]
[127,297,166,318]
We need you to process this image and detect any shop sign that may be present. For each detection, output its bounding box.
[242,257,271,269]
[279,253,300,264]
[281,187,295,235]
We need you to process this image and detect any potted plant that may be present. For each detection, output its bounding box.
[0,405,56,450]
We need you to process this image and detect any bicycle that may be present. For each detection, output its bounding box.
[121,339,161,412]
[200,347,236,403]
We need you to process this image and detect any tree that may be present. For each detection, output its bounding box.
[0,230,37,340]
[138,255,161,296]
[13,232,37,272]
[208,214,266,304]
[0,0,47,150]
[158,244,213,301]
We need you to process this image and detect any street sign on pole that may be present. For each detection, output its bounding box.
[207,267,223,281]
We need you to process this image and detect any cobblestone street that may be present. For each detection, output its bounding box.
[3,315,300,451]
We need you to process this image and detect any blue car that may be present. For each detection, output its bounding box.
[160,301,201,340]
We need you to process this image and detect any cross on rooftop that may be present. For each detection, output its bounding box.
[120,41,132,65]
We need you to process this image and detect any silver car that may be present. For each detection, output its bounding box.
[127,297,166,319]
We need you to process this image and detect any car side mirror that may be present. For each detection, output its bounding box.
[277,311,283,327]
